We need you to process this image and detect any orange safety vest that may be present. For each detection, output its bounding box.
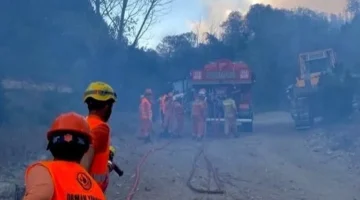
[25,161,105,200]
[140,97,152,119]
[86,115,110,191]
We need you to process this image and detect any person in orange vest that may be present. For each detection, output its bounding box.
[191,90,207,141]
[139,88,153,142]
[81,81,117,192]
[23,112,105,200]
[171,94,184,138]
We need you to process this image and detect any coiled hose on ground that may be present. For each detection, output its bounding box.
[186,145,225,194]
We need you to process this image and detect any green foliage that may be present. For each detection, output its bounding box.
[1,0,360,118]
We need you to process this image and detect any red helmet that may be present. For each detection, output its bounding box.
[47,112,91,140]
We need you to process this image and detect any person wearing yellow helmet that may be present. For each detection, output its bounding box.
[81,81,117,192]
[83,81,117,121]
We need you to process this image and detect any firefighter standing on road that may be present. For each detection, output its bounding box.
[139,88,153,142]
[23,112,105,200]
[159,93,168,125]
[82,81,117,192]
[191,89,207,140]
[171,94,184,137]
[162,92,174,137]
[223,91,237,136]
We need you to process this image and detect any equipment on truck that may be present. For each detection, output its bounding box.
[189,59,255,134]
[287,48,355,129]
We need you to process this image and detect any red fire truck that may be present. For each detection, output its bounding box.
[189,59,255,134]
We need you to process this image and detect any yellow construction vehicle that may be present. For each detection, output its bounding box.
[287,49,355,129]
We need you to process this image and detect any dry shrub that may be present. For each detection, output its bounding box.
[0,124,49,183]
[0,90,79,181]
[0,125,47,163]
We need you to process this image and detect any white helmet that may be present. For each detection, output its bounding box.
[173,93,184,100]
[198,88,206,96]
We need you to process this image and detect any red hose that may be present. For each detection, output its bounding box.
[126,142,171,200]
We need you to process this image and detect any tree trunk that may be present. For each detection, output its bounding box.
[118,0,128,41]
[132,2,155,47]
[95,0,100,15]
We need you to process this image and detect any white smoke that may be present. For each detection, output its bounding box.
[190,0,347,40]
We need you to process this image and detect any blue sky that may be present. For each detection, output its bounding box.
[142,0,204,48]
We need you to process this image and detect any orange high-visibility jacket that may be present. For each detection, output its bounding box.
[191,100,206,117]
[140,97,152,120]
[25,161,105,200]
[86,115,110,191]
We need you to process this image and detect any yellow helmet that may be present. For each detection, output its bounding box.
[83,81,117,102]
[109,145,116,154]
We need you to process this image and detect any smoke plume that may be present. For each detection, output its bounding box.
[190,0,347,39]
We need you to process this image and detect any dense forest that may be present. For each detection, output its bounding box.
[1,0,360,123]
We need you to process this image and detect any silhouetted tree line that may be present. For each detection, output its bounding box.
[1,0,360,116]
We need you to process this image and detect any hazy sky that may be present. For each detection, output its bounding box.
[142,0,347,48]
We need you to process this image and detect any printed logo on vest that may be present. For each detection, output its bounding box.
[77,172,92,190]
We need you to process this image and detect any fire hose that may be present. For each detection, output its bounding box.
[186,145,225,194]
[125,141,225,199]
[126,141,171,200]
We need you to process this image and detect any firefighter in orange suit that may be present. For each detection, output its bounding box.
[171,94,184,137]
[191,90,207,140]
[159,93,167,125]
[139,89,153,142]
[223,91,237,136]
[162,92,174,136]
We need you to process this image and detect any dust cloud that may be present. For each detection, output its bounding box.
[191,0,347,38]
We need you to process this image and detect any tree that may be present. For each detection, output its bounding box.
[91,0,173,45]
[220,11,250,59]
[3,0,360,115]
[156,32,197,57]
[347,0,360,16]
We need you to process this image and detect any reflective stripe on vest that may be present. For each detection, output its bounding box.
[26,161,105,200]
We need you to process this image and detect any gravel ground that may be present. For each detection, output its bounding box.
[106,112,360,200]
[2,111,360,200]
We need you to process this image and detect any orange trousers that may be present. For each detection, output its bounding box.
[140,118,152,137]
[192,116,205,137]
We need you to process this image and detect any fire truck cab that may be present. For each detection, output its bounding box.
[189,59,255,134]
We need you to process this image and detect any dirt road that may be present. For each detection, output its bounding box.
[106,112,360,200]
